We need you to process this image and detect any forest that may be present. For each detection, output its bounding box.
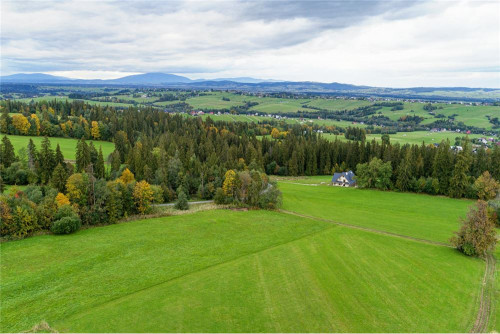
[1,99,499,239]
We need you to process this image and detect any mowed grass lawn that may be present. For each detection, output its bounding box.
[1,209,484,332]
[279,182,473,244]
[2,134,115,160]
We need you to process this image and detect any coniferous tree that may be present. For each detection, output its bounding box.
[449,140,472,198]
[55,144,65,167]
[95,147,105,179]
[396,150,413,192]
[0,135,15,167]
[110,150,121,174]
[76,138,91,172]
[51,163,68,192]
[27,139,37,171]
[39,136,55,184]
[433,140,453,195]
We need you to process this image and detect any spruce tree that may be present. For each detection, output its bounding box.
[55,143,65,167]
[51,163,68,192]
[39,136,55,184]
[95,147,105,179]
[396,150,413,192]
[0,135,15,167]
[449,140,472,198]
[76,138,91,172]
[27,139,37,171]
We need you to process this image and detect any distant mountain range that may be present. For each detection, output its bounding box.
[0,72,275,85]
[1,72,499,102]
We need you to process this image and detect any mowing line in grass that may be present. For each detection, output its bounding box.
[280,209,451,248]
[52,225,337,326]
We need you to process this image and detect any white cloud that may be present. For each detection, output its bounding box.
[1,0,499,87]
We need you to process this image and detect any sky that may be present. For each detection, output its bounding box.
[1,0,500,88]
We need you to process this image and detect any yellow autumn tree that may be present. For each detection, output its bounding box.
[12,114,30,135]
[119,168,135,184]
[271,127,280,139]
[55,193,70,207]
[222,169,238,197]
[30,114,40,135]
[133,180,154,214]
[91,121,100,139]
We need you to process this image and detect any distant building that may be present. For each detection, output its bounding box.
[331,170,357,187]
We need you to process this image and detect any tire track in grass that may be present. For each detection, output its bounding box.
[471,253,496,333]
[279,209,451,248]
[50,225,336,331]
[279,209,496,333]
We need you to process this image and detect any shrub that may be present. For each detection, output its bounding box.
[450,200,496,257]
[54,204,79,221]
[175,191,189,210]
[214,187,227,204]
[24,186,44,204]
[51,216,81,235]
[257,183,282,209]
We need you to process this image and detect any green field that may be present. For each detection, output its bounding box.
[1,134,115,160]
[1,206,485,332]
[279,182,473,244]
[322,130,492,145]
[9,92,500,131]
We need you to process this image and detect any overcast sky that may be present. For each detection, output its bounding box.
[1,0,499,87]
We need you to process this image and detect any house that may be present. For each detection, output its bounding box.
[331,170,357,187]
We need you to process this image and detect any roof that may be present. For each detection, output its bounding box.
[332,170,356,184]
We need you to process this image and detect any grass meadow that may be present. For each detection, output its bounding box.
[1,207,485,332]
[2,134,115,160]
[321,131,491,145]
[278,181,473,244]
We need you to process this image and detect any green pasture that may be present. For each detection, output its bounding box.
[2,134,115,160]
[1,208,484,332]
[279,182,473,244]
[322,130,491,145]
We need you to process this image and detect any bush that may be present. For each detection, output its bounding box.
[51,216,81,235]
[214,187,227,204]
[54,204,79,221]
[257,184,282,209]
[175,191,189,210]
[450,200,496,257]
[24,186,44,204]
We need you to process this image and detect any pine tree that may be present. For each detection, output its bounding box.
[433,140,452,194]
[39,137,55,184]
[0,135,15,167]
[55,143,65,167]
[76,138,91,172]
[51,163,68,192]
[110,150,121,174]
[449,140,472,198]
[95,147,105,179]
[396,150,413,192]
[27,139,37,171]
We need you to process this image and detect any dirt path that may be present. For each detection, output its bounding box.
[470,253,496,333]
[279,209,451,248]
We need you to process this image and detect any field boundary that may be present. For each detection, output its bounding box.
[279,209,451,248]
[470,253,496,333]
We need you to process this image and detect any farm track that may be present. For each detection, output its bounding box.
[470,253,496,333]
[279,209,496,333]
[279,209,451,248]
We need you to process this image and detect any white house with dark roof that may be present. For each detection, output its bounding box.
[331,170,357,187]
